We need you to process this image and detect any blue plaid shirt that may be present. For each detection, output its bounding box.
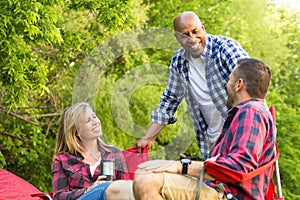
[151,34,249,158]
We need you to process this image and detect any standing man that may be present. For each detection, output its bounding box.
[134,58,276,200]
[135,11,249,158]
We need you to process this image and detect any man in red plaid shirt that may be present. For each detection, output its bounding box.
[134,58,276,200]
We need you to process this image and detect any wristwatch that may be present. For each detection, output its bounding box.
[181,158,191,175]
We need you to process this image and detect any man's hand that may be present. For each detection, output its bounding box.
[137,160,181,174]
[134,123,165,153]
[134,137,153,153]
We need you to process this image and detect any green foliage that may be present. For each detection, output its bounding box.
[143,0,231,30]
[224,1,300,198]
[0,0,299,198]
[0,0,65,192]
[0,0,150,192]
[0,0,63,107]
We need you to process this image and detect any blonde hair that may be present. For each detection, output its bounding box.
[53,102,106,157]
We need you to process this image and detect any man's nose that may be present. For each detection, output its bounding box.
[188,34,196,42]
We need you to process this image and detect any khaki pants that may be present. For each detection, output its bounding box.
[162,173,226,200]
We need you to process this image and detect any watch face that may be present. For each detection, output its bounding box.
[181,158,191,164]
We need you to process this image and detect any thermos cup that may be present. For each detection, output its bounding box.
[101,159,115,181]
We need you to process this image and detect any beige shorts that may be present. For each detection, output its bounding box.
[162,172,226,200]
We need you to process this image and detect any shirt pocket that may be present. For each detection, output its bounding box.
[64,164,87,188]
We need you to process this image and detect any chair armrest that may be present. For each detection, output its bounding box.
[204,153,279,183]
[31,192,53,200]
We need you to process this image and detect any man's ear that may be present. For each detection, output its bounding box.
[201,22,206,32]
[174,32,181,43]
[236,79,244,91]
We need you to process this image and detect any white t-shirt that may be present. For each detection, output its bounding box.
[188,55,225,142]
[90,158,101,176]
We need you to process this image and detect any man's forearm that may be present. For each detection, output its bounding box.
[186,161,204,178]
[144,123,165,140]
[168,160,204,178]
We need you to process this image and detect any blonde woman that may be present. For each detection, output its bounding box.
[52,102,132,200]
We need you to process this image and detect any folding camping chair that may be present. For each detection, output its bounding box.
[122,147,149,180]
[200,106,284,200]
[0,169,52,200]
[30,147,149,200]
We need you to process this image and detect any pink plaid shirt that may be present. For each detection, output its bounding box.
[52,145,129,200]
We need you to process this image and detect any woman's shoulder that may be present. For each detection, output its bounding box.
[53,152,85,173]
[54,152,82,162]
[106,145,122,153]
[102,145,126,160]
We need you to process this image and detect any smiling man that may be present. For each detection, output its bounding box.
[135,11,249,159]
[134,58,276,200]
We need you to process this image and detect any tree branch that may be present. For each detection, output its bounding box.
[25,112,61,120]
[0,130,28,142]
[0,106,61,126]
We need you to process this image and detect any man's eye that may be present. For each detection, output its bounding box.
[180,34,188,39]
[193,29,200,34]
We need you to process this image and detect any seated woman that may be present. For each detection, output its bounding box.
[52,102,133,200]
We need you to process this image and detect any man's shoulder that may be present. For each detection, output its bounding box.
[207,34,244,50]
[235,99,268,115]
[171,48,186,63]
[207,33,238,44]
[173,48,185,57]
[206,33,248,58]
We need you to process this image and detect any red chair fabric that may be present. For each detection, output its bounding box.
[204,153,279,183]
[122,147,149,180]
[0,169,51,200]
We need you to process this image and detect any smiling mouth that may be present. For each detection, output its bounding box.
[190,43,200,49]
[93,126,101,132]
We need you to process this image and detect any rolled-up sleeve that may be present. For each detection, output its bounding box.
[151,59,185,125]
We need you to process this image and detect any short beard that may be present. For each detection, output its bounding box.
[226,93,235,108]
[226,100,232,108]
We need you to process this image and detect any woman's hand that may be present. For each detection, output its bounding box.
[85,175,108,193]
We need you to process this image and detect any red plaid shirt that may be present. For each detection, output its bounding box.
[52,145,129,200]
[209,99,276,199]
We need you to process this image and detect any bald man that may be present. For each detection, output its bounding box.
[135,11,249,158]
